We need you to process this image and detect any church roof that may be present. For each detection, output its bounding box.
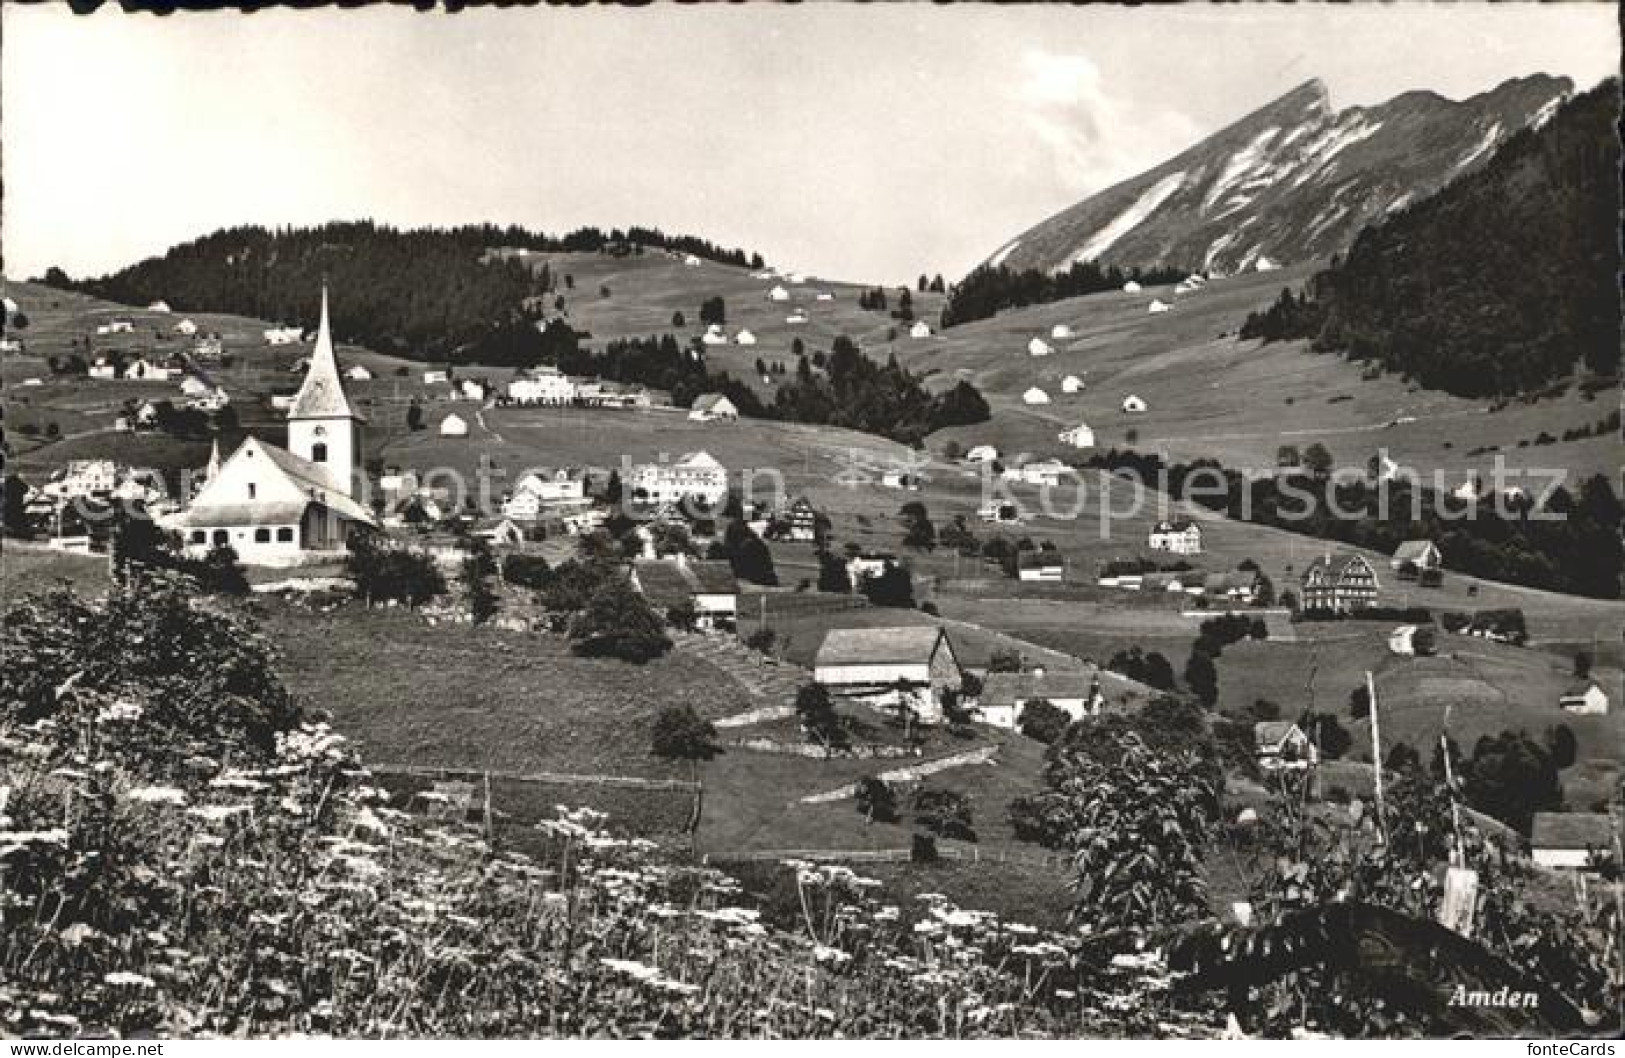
[187,435,375,527]
[288,286,361,422]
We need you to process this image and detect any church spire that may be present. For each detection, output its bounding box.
[287,284,358,422]
[205,436,222,481]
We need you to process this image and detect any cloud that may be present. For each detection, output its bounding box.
[1014,50,1201,196]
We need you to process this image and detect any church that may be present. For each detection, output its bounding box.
[173,287,376,565]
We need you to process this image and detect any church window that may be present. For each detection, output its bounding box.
[254,528,271,543]
[190,530,206,544]
[312,443,328,463]
[212,529,229,545]
[276,527,295,543]
[247,482,257,499]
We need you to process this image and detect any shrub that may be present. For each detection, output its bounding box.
[570,578,672,663]
[1018,698,1071,745]
[651,704,717,761]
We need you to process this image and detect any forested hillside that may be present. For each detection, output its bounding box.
[940,259,1184,328]
[48,221,765,364]
[1241,79,1620,398]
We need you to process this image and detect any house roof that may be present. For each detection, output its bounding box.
[1254,721,1303,748]
[1531,812,1617,851]
[1152,519,1198,533]
[287,287,360,422]
[981,670,1097,710]
[634,558,738,608]
[1019,551,1063,569]
[1393,540,1438,562]
[815,625,951,668]
[1204,571,1259,592]
[1560,681,1607,701]
[174,500,312,528]
[691,393,734,413]
[1303,553,1373,582]
[675,451,725,471]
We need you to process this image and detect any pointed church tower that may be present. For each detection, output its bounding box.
[204,436,222,480]
[286,286,363,499]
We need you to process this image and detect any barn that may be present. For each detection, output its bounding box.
[813,626,961,724]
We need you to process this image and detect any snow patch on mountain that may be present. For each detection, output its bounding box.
[1290,117,1383,188]
[1202,127,1280,213]
[1452,122,1502,172]
[988,238,1022,268]
[1071,170,1186,263]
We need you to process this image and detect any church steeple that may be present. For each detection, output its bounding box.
[285,285,361,499]
[287,285,358,422]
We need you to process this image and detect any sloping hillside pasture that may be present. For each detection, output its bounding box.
[913,263,1619,484]
[0,542,111,600]
[1216,624,1623,798]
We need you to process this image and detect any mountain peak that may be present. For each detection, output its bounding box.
[984,72,1572,276]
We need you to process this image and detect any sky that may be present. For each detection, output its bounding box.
[3,3,1617,286]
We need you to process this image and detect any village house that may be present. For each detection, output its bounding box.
[179,375,214,398]
[508,366,576,405]
[345,364,373,382]
[845,551,899,589]
[1061,375,1085,394]
[812,626,962,725]
[1018,551,1065,582]
[631,555,739,632]
[263,326,304,345]
[909,320,932,339]
[423,370,450,385]
[471,517,527,547]
[977,669,1104,730]
[689,393,739,422]
[1148,300,1171,314]
[42,459,120,500]
[95,319,135,336]
[192,336,223,360]
[1254,721,1318,771]
[1050,323,1074,339]
[174,318,198,336]
[629,450,728,507]
[1203,569,1261,603]
[1559,681,1609,716]
[1058,423,1095,449]
[439,413,470,437]
[171,288,375,565]
[147,300,171,313]
[1387,624,1438,656]
[1122,280,1143,294]
[1391,539,1443,571]
[964,445,999,464]
[88,357,118,380]
[1141,571,1201,595]
[1121,394,1148,413]
[1022,387,1051,405]
[1300,553,1380,613]
[457,379,489,402]
[1530,813,1616,870]
[785,309,809,325]
[780,497,820,542]
[701,324,729,346]
[767,285,791,302]
[734,328,757,346]
[125,357,179,382]
[595,381,655,409]
[1148,519,1202,555]
[1028,337,1053,357]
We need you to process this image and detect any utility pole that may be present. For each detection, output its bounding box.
[1367,670,1387,844]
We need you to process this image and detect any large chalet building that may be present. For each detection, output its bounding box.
[1299,553,1380,613]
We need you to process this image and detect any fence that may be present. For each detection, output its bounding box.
[372,763,699,792]
[722,737,919,760]
[800,745,1001,803]
[719,842,1070,871]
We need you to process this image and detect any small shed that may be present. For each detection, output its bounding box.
[1530,813,1616,870]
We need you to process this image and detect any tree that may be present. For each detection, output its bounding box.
[462,538,499,625]
[727,530,778,586]
[1572,651,1593,680]
[651,704,717,762]
[912,786,974,842]
[859,562,914,608]
[1461,730,1562,834]
[346,531,445,608]
[1276,444,1301,468]
[1303,442,1335,476]
[671,310,686,328]
[987,648,1024,674]
[1018,698,1071,744]
[699,295,726,326]
[1386,741,1423,774]
[405,401,425,431]
[1348,685,1371,720]
[1303,711,1352,760]
[815,550,851,593]
[1543,724,1578,771]
[795,682,847,751]
[186,545,249,596]
[3,474,33,538]
[900,501,936,551]
[1184,650,1218,707]
[1249,697,1282,722]
[855,777,899,824]
[569,577,672,663]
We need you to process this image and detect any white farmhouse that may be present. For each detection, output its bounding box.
[423,370,449,385]
[174,318,198,336]
[767,285,791,302]
[702,324,729,346]
[1050,324,1074,339]
[439,413,470,437]
[1022,387,1050,405]
[458,379,488,402]
[964,445,999,463]
[978,670,1103,730]
[1061,375,1085,394]
[1028,337,1053,357]
[734,329,757,346]
[1148,299,1171,314]
[345,364,373,381]
[1122,281,1142,294]
[264,326,304,345]
[147,300,171,313]
[1121,394,1148,413]
[909,321,933,339]
[1531,813,1615,870]
[689,393,739,422]
[813,626,961,725]
[1057,424,1095,448]
[1559,682,1609,716]
[785,309,809,325]
[1148,519,1202,555]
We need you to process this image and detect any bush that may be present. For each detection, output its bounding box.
[651,704,717,761]
[569,578,672,663]
[913,787,975,842]
[855,777,899,824]
[1018,698,1071,745]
